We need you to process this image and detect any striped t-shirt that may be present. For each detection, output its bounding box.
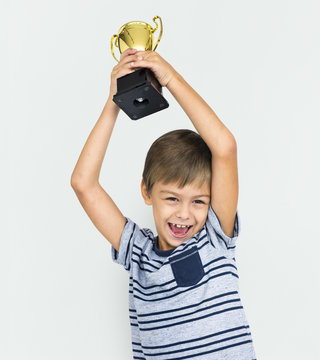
[111,204,257,360]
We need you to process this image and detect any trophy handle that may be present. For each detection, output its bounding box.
[151,15,163,52]
[111,34,120,62]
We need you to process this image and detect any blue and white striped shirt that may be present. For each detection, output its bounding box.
[111,204,257,359]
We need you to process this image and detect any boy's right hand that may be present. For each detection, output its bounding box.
[109,48,139,99]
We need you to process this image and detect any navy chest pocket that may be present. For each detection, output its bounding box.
[169,247,205,287]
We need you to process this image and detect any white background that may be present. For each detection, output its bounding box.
[2,0,320,359]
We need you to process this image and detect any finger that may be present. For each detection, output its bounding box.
[123,48,138,56]
[113,54,137,72]
[116,54,146,72]
[129,58,151,70]
[117,59,139,74]
[135,50,156,58]
[120,48,137,61]
[120,54,141,66]
[117,65,136,79]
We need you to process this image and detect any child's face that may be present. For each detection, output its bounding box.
[141,180,211,251]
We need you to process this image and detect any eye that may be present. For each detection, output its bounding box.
[194,200,205,204]
[166,197,178,202]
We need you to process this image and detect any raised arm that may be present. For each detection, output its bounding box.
[166,72,239,238]
[131,51,238,237]
[71,48,140,251]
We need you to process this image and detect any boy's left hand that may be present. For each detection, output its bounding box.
[130,50,178,87]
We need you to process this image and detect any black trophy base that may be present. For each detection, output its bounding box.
[112,68,169,120]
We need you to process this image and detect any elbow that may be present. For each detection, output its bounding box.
[70,175,99,192]
[226,137,237,153]
[216,135,237,158]
[70,173,85,191]
[70,169,85,189]
[70,176,80,190]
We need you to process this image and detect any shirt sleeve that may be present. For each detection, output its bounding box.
[205,204,241,254]
[110,216,147,273]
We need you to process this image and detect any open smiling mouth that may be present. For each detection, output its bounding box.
[168,223,193,238]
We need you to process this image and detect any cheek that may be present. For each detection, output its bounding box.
[197,208,209,225]
[153,203,171,219]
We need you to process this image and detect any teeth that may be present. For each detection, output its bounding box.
[172,223,189,228]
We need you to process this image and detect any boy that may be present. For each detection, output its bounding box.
[71,48,256,359]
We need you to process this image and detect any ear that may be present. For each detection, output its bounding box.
[141,180,152,205]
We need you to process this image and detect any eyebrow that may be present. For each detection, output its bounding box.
[160,191,210,198]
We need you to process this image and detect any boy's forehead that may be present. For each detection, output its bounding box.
[155,180,211,195]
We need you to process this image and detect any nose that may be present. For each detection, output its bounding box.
[176,202,191,221]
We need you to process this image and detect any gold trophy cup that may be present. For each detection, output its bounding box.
[110,16,169,120]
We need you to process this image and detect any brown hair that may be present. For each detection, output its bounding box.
[142,129,212,195]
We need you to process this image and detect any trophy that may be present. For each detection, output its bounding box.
[110,15,169,120]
